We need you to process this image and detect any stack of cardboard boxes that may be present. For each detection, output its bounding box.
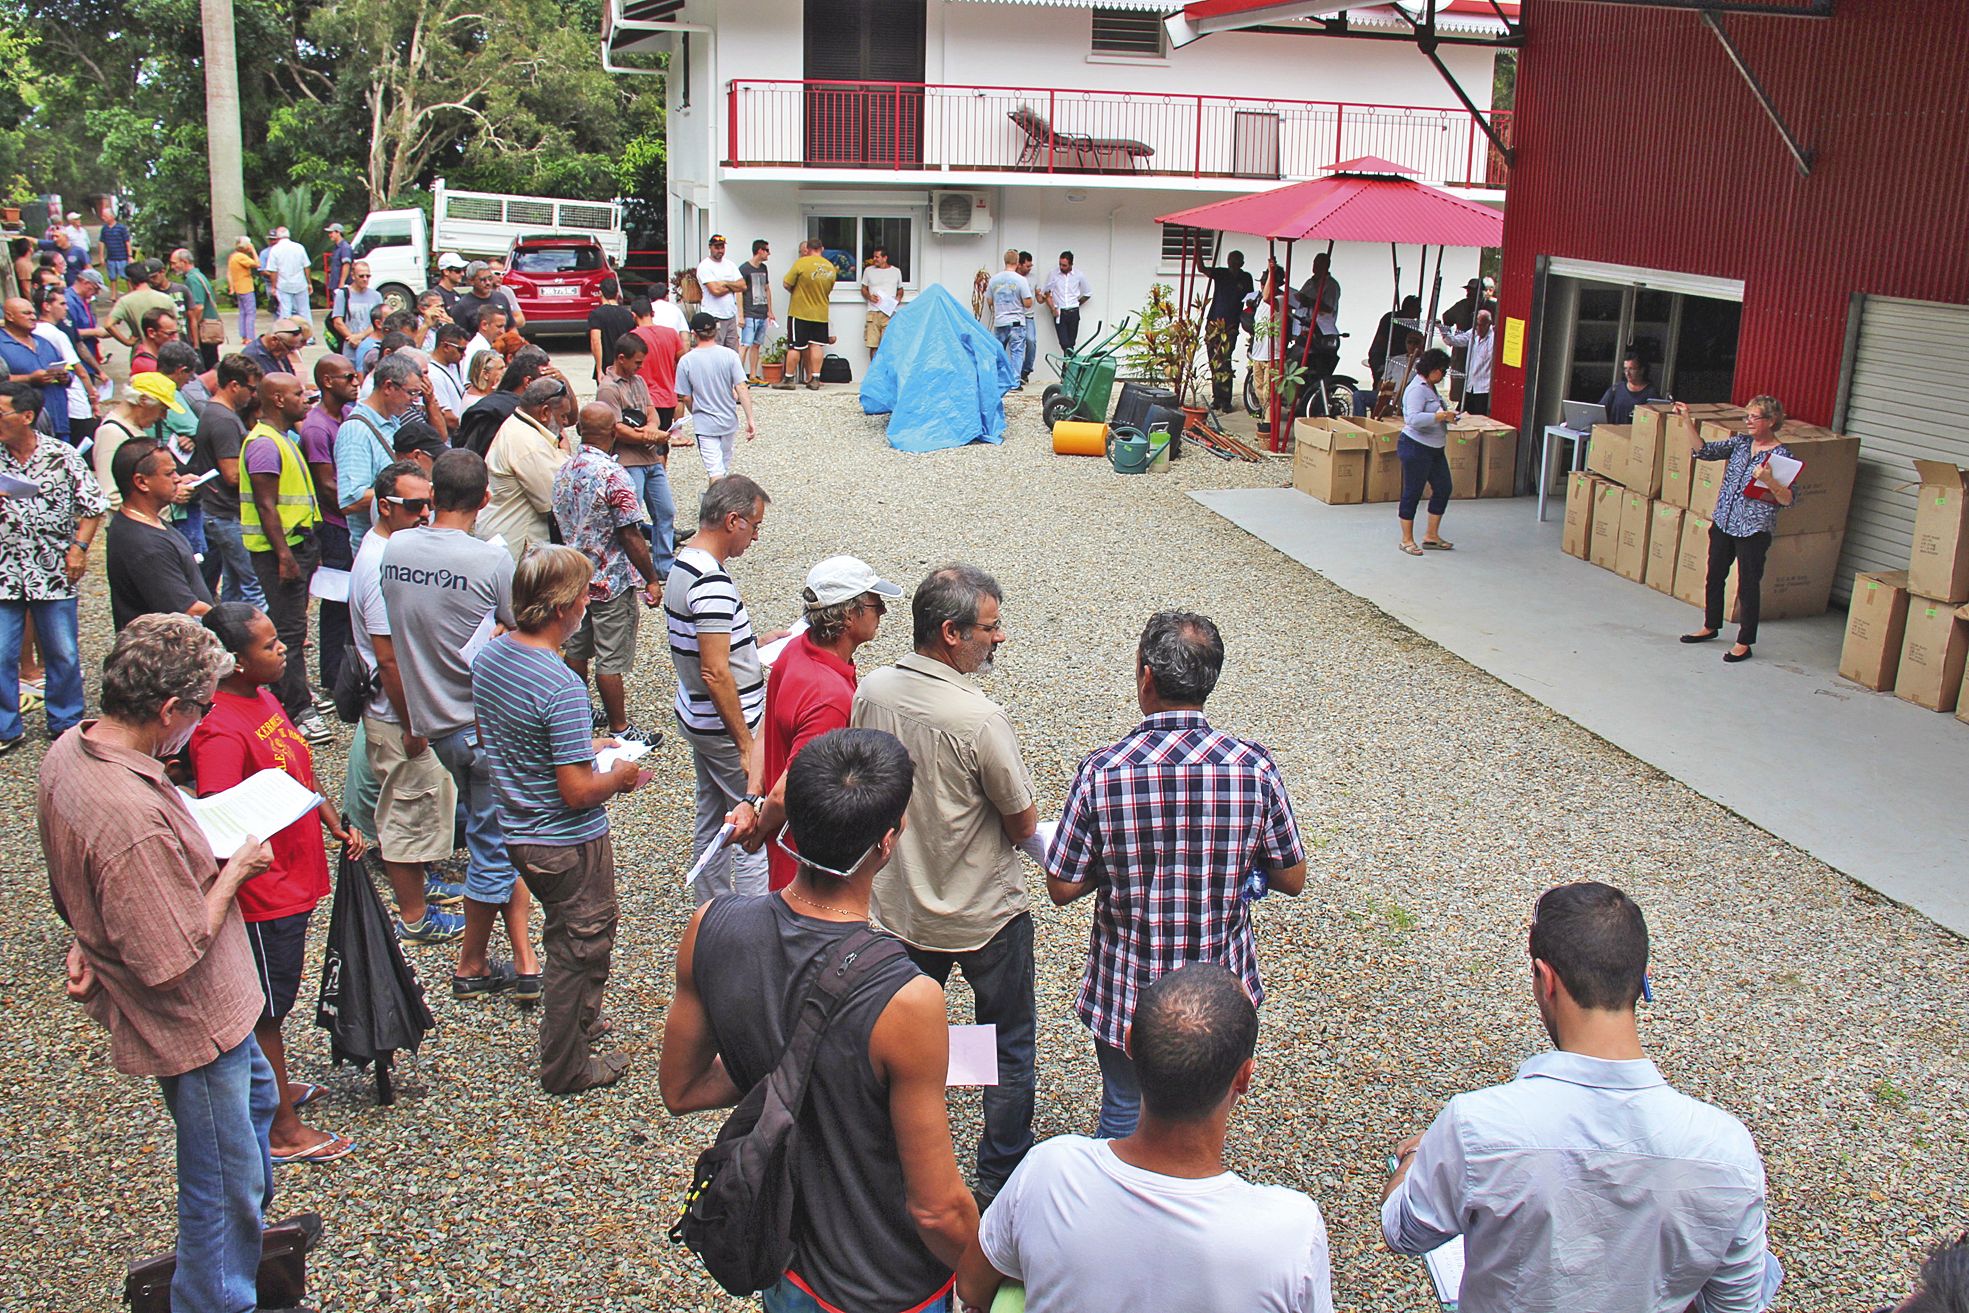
[1838,460,1969,721]
[1291,415,1520,505]
[1563,403,1863,623]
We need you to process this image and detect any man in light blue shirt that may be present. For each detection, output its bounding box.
[333,352,419,546]
[986,248,1033,389]
[1382,881,1781,1313]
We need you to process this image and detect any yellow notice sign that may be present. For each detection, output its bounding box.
[1502,315,1526,369]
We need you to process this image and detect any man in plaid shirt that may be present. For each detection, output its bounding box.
[1046,610,1306,1138]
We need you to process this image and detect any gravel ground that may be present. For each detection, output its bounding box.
[1,373,1964,1311]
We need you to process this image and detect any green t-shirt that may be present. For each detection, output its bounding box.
[185,267,221,317]
[106,288,177,342]
[782,254,838,322]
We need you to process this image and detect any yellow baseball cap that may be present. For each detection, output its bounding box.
[128,371,187,414]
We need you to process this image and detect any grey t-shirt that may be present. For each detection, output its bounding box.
[191,403,249,517]
[674,344,747,438]
[377,524,516,738]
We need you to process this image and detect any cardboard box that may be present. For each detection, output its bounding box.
[1563,472,1597,559]
[1909,460,1969,603]
[1361,421,1407,503]
[1645,502,1684,594]
[1893,596,1969,712]
[1773,432,1861,537]
[1838,569,1910,692]
[1626,405,1674,497]
[1586,424,1631,486]
[1589,480,1623,570]
[1291,418,1371,504]
[1615,491,1652,583]
[1721,529,1848,623]
[1446,429,1482,500]
[1458,420,1519,498]
[1661,405,1745,510]
[1689,458,1728,520]
[1673,514,1713,607]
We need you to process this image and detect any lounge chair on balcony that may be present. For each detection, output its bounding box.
[1008,105,1154,173]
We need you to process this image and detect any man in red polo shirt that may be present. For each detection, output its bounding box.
[735,555,901,889]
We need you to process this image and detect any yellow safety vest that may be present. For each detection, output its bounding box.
[239,422,320,553]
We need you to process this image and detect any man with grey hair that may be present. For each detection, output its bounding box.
[851,563,1038,1206]
[334,348,423,547]
[480,375,571,560]
[1046,610,1306,1138]
[666,474,773,901]
[453,260,524,336]
[39,613,283,1309]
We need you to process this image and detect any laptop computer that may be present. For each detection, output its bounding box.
[1561,400,1608,432]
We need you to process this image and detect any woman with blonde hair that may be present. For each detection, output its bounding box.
[462,349,503,406]
[469,544,648,1094]
[1678,394,1797,663]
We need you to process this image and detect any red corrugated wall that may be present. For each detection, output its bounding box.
[1493,0,1969,428]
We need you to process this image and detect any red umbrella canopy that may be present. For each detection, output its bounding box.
[1155,157,1502,247]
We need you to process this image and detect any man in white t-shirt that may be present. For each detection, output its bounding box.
[1038,250,1092,355]
[858,245,904,356]
[957,962,1333,1313]
[262,227,313,320]
[694,234,744,352]
[984,249,1033,390]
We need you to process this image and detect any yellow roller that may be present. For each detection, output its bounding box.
[1051,420,1108,456]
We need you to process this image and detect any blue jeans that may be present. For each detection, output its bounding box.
[620,462,675,580]
[236,292,257,342]
[1023,317,1037,380]
[156,1034,278,1313]
[1094,1037,1143,1139]
[1396,434,1453,521]
[202,516,267,608]
[739,317,769,348]
[0,596,84,743]
[433,726,518,904]
[762,1276,948,1313]
[276,289,309,320]
[994,323,1026,381]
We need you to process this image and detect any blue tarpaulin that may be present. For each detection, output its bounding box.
[859,284,1018,452]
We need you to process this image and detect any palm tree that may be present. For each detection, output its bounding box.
[201,0,251,259]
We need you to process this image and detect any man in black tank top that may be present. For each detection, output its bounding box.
[661,728,979,1312]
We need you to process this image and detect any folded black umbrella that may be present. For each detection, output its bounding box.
[315,853,435,1104]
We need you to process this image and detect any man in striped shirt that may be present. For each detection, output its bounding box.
[666,474,773,903]
[1046,610,1306,1139]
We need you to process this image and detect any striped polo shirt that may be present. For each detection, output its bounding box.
[666,544,765,738]
[470,634,607,845]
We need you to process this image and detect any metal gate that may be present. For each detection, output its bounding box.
[1835,295,1969,599]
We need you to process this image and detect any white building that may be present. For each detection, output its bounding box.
[603,0,1511,381]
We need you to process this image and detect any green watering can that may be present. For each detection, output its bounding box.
[1106,424,1171,475]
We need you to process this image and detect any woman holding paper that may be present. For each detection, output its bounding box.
[1677,395,1797,663]
[192,603,364,1164]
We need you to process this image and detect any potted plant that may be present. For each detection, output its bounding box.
[2,175,32,227]
[760,335,788,385]
[1122,283,1212,432]
[1247,311,1308,434]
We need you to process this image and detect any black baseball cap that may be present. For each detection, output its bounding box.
[689,311,718,335]
[392,419,447,462]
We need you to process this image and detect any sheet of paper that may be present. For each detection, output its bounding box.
[684,822,737,888]
[308,566,351,603]
[0,472,41,499]
[171,440,191,465]
[185,467,221,489]
[74,437,92,459]
[594,738,651,773]
[459,609,498,664]
[947,1024,1000,1087]
[184,768,322,859]
[757,618,810,668]
[1424,1236,1466,1304]
[97,377,115,403]
[1762,452,1803,488]
[873,294,899,317]
[1015,819,1058,866]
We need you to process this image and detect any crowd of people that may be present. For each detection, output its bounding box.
[6,219,1960,1313]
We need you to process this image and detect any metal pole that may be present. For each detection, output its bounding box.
[1278,240,1294,450]
[1194,96,1205,178]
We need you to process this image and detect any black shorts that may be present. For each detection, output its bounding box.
[246,910,313,1022]
[789,317,831,349]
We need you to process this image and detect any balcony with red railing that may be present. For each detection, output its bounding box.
[726,80,1511,191]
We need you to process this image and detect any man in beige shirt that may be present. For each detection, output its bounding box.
[479,376,569,559]
[851,563,1037,1206]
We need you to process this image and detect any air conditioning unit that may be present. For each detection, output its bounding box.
[931,191,992,236]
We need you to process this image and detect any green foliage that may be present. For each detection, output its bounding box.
[1123,283,1212,408]
[242,186,335,259]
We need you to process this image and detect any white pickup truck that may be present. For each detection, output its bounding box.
[349,178,629,314]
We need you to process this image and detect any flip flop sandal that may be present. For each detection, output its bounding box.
[1398,542,1425,556]
[1420,539,1455,550]
[290,1082,325,1110]
[272,1132,355,1166]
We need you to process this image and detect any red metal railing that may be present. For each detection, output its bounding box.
[726,80,1512,191]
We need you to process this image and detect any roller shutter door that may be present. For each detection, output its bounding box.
[1835,295,1969,599]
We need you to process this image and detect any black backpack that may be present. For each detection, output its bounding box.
[669,925,907,1296]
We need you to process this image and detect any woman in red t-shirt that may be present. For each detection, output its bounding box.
[193,603,366,1164]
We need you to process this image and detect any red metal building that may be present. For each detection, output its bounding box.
[1495,0,1969,431]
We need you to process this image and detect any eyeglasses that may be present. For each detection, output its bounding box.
[1745,410,1768,420]
[179,696,214,718]
[967,619,1006,637]
[856,596,887,615]
[384,495,431,514]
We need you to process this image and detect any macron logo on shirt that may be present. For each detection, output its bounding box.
[381,562,471,591]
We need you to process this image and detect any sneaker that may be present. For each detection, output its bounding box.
[0,736,20,757]
[423,875,466,906]
[397,907,465,943]
[770,380,797,391]
[590,702,610,732]
[310,687,336,714]
[295,712,334,745]
[611,722,661,748]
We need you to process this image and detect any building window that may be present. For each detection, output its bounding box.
[805,212,916,286]
[1092,9,1165,58]
[1160,225,1218,274]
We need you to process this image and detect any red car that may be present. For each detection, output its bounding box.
[500,234,612,336]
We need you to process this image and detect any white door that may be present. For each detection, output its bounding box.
[1835,295,1969,599]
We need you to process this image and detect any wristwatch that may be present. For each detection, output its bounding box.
[68,538,89,552]
[742,793,766,812]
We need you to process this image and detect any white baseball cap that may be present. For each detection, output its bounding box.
[437,252,468,270]
[805,556,903,607]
